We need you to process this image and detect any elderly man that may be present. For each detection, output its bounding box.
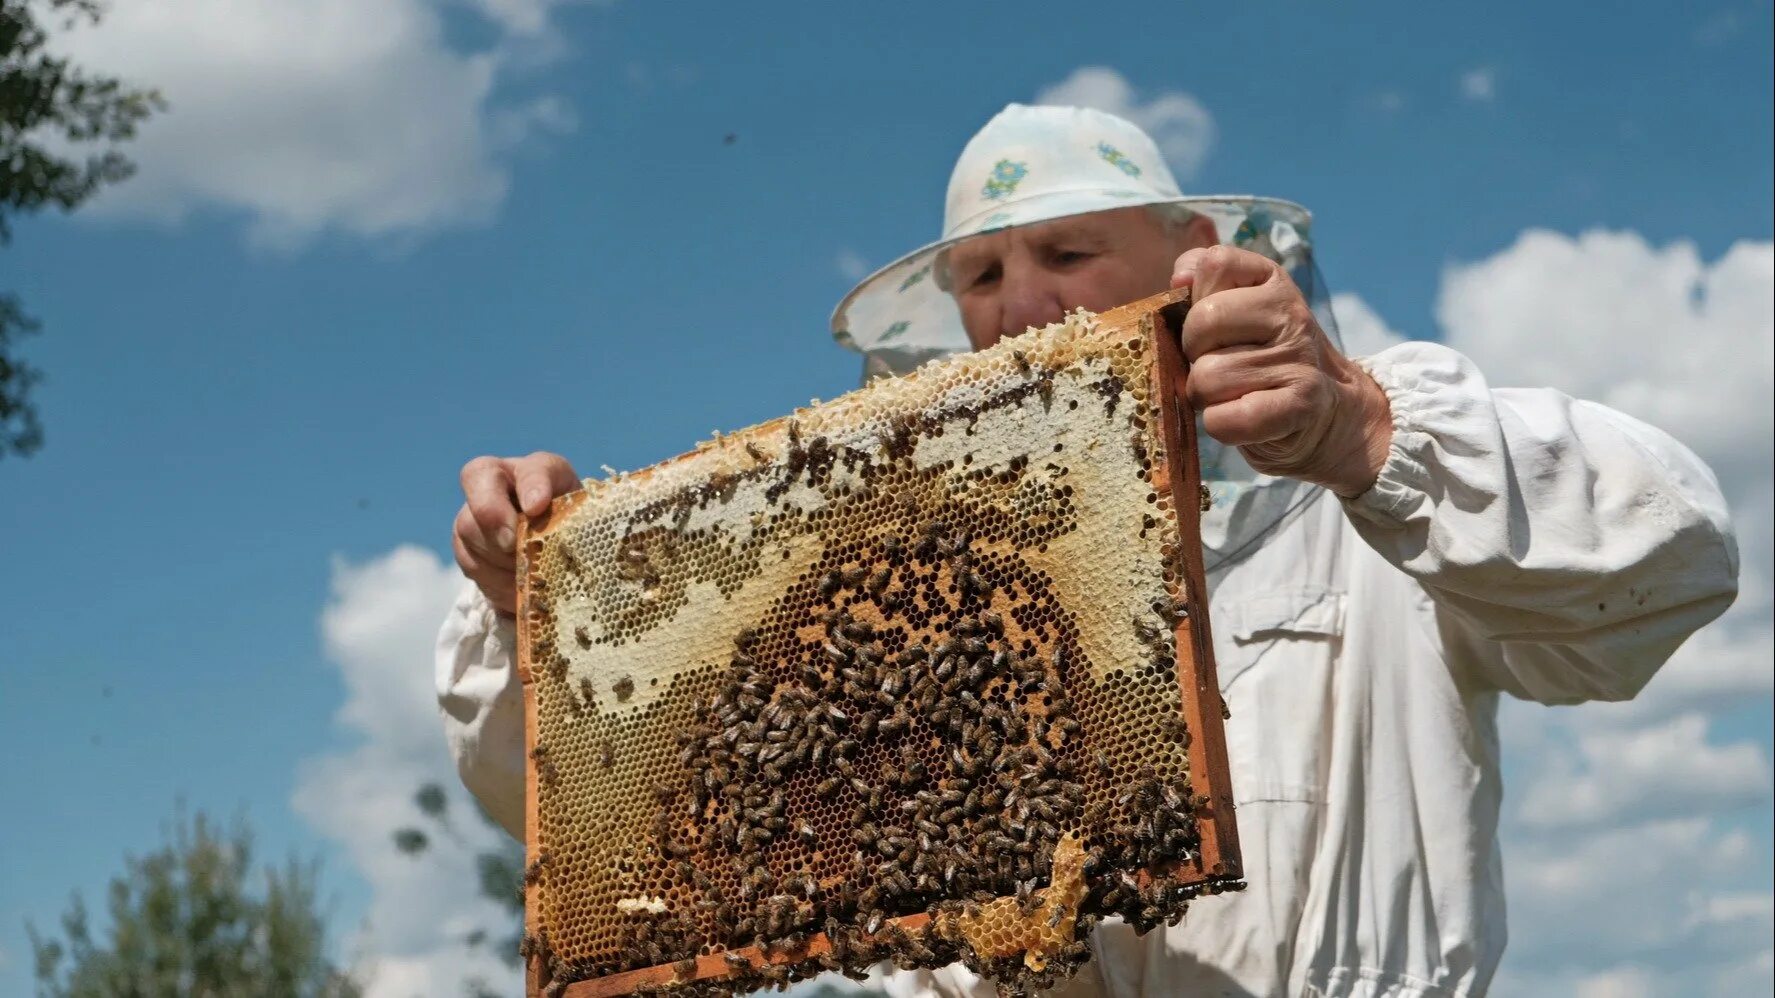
[437,105,1738,997]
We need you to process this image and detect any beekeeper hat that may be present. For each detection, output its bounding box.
[830,103,1332,376]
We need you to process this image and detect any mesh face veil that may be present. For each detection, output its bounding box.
[830,103,1342,565]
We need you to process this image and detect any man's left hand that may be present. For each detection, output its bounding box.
[1171,245,1393,498]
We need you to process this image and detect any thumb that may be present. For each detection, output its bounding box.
[1170,247,1212,290]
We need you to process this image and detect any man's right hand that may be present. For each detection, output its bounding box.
[453,452,580,616]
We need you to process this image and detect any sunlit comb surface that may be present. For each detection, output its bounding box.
[517,290,1240,998]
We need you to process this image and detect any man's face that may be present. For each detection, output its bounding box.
[946,206,1215,350]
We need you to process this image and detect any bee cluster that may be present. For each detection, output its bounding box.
[559,525,1214,998]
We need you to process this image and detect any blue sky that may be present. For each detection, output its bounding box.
[2,1,1771,994]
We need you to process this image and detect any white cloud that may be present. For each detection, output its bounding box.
[1460,67,1497,102]
[1340,229,1773,995]
[1329,291,1410,358]
[835,249,871,282]
[1573,966,1656,998]
[1517,712,1772,829]
[1438,233,1772,497]
[294,546,521,996]
[1502,818,1771,974]
[1033,67,1216,179]
[50,0,583,248]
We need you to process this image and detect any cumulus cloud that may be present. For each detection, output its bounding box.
[1439,232,1771,495]
[1033,68,1215,179]
[49,0,583,248]
[1329,292,1409,358]
[294,546,521,996]
[1337,229,1773,994]
[1460,67,1497,102]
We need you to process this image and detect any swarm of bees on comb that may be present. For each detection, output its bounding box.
[516,288,1240,998]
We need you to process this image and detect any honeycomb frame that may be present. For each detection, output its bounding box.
[516,287,1239,998]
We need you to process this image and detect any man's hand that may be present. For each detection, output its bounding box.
[453,452,580,616]
[1171,246,1393,498]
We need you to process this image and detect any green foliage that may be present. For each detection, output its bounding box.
[393,781,526,981]
[1,0,162,458]
[27,806,362,997]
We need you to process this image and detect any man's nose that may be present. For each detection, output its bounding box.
[999,269,1066,340]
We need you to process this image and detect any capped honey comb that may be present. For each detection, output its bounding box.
[516,287,1240,998]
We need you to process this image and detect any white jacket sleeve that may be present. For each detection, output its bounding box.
[435,581,527,839]
[1342,342,1739,705]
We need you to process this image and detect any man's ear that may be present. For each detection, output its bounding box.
[1182,212,1220,252]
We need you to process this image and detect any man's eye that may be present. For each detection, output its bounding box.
[966,265,1001,290]
[1054,250,1095,265]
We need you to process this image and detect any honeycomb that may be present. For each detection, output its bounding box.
[516,287,1241,998]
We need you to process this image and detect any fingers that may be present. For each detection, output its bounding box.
[511,452,580,518]
[460,456,519,552]
[1179,284,1286,362]
[453,502,511,568]
[1184,346,1293,410]
[454,504,517,614]
[1171,245,1279,300]
[1200,385,1316,447]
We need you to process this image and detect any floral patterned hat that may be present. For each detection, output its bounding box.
[830,103,1332,377]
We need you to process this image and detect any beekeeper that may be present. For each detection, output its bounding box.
[437,104,1739,997]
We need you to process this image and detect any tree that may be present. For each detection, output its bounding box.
[27,806,363,998]
[393,784,888,998]
[1,0,161,458]
[393,782,525,997]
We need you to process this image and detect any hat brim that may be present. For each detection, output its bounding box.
[830,194,1313,373]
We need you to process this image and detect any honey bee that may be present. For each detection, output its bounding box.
[1012,349,1031,375]
[612,675,636,700]
[673,957,698,979]
[745,441,767,463]
[574,625,592,649]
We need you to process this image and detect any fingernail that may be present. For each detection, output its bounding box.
[496,526,516,551]
[1171,266,1196,289]
[524,488,545,510]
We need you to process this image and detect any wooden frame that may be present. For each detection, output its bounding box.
[515,287,1239,997]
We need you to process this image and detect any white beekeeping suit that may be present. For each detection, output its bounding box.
[435,105,1739,997]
